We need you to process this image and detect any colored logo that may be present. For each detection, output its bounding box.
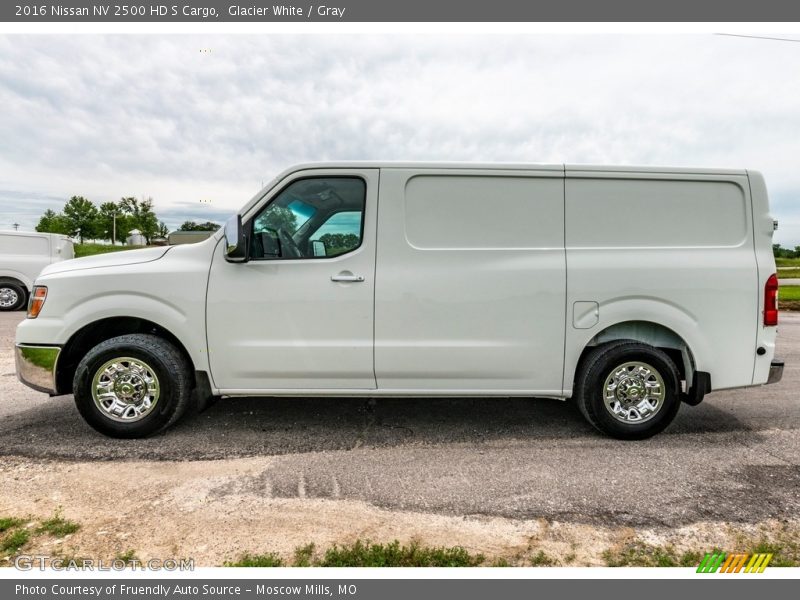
[697,552,772,573]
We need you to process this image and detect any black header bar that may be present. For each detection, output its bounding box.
[4,0,800,22]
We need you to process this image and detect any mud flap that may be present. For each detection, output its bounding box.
[681,371,711,406]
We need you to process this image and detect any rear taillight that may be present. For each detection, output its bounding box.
[27,286,47,319]
[764,273,778,327]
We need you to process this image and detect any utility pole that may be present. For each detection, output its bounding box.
[112,212,117,246]
[12,223,19,231]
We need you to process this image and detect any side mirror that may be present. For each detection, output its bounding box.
[311,240,327,257]
[224,215,248,262]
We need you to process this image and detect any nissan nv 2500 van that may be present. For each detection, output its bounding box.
[15,163,784,439]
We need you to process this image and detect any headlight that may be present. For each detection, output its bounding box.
[27,286,47,319]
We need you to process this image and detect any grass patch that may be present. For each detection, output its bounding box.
[605,537,800,568]
[603,542,700,567]
[778,268,800,279]
[293,543,315,567]
[0,517,25,533]
[746,539,800,567]
[679,551,703,567]
[529,550,557,566]
[225,553,285,567]
[780,286,800,301]
[775,257,800,268]
[491,558,512,567]
[37,510,80,537]
[317,540,483,567]
[115,549,139,564]
[226,540,484,567]
[0,529,30,554]
[73,243,145,258]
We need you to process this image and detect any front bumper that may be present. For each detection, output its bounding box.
[15,344,61,395]
[767,359,784,385]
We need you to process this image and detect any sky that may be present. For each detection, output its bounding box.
[0,34,799,244]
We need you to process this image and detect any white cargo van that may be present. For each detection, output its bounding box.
[0,231,74,311]
[15,163,783,439]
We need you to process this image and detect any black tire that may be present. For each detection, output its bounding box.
[73,334,193,438]
[0,279,27,311]
[574,341,681,440]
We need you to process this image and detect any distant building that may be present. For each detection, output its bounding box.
[168,230,215,245]
[126,229,147,246]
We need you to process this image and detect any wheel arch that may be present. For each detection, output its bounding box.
[56,316,195,395]
[569,320,699,391]
[0,271,33,291]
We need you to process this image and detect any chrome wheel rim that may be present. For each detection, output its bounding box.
[603,361,665,424]
[0,287,19,308]
[91,357,160,422]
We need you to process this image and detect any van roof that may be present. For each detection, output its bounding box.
[0,230,71,239]
[273,162,748,176]
[235,161,751,218]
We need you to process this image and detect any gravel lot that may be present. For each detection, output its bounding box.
[1,310,798,564]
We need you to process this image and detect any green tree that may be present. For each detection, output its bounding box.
[35,209,71,235]
[773,244,799,259]
[63,196,99,243]
[117,214,136,244]
[319,233,360,255]
[255,207,297,234]
[157,221,170,237]
[138,199,159,243]
[94,201,131,244]
[179,220,221,232]
[119,196,159,244]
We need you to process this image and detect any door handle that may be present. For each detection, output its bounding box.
[331,273,365,283]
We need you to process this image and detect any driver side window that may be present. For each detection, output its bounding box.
[250,177,365,260]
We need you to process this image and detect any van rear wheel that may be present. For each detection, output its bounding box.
[574,341,681,440]
[0,280,26,311]
[73,334,192,438]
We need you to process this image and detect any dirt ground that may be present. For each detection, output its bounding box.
[1,456,797,567]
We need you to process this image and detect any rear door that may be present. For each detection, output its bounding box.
[54,236,74,261]
[374,168,566,393]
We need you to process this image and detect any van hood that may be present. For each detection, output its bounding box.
[39,246,172,277]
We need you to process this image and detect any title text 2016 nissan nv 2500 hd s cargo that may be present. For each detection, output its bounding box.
[15,163,784,439]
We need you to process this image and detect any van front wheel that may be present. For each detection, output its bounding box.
[574,341,681,440]
[73,334,192,438]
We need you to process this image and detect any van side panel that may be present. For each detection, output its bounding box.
[747,170,778,385]
[563,171,758,394]
[0,232,52,291]
[374,168,566,393]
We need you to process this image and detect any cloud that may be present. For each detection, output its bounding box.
[0,34,799,243]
